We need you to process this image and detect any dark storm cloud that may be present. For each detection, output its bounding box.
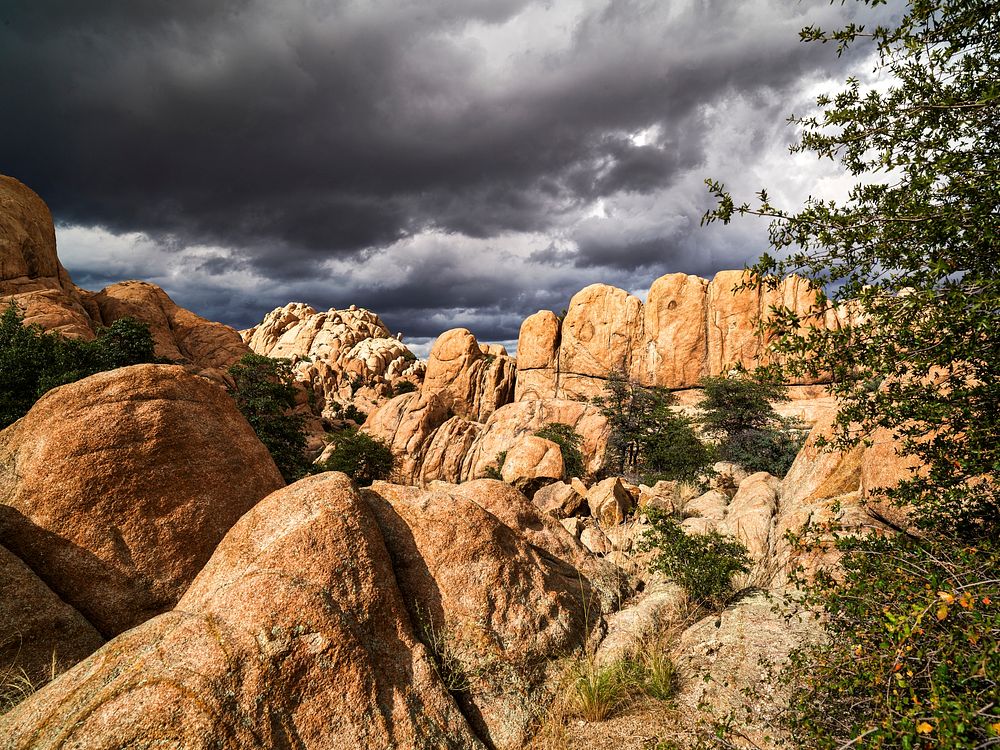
[1,0,896,342]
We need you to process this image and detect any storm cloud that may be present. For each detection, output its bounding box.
[0,0,889,347]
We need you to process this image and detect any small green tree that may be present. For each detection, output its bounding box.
[639,509,751,609]
[0,304,157,429]
[593,370,710,482]
[702,0,1000,745]
[534,422,586,480]
[316,428,394,486]
[697,375,802,477]
[228,353,309,482]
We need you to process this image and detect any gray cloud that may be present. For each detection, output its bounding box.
[0,0,896,343]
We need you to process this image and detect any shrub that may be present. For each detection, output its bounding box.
[718,427,805,478]
[782,533,1000,749]
[343,404,368,424]
[484,450,507,480]
[534,423,586,480]
[571,659,634,722]
[316,428,394,486]
[390,379,418,397]
[593,370,711,483]
[227,353,309,482]
[0,303,157,429]
[697,374,801,478]
[639,509,751,609]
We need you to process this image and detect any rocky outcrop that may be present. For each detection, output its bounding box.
[500,435,564,495]
[0,473,483,750]
[0,175,250,374]
[363,480,598,748]
[422,328,516,422]
[242,302,425,419]
[516,271,850,401]
[0,175,95,339]
[673,594,820,747]
[0,364,284,637]
[87,280,250,371]
[0,544,104,688]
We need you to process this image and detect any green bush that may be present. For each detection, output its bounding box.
[639,509,751,609]
[316,428,394,486]
[594,370,711,483]
[227,353,309,482]
[0,303,157,429]
[783,533,1000,749]
[534,423,586,480]
[483,450,507,480]
[343,404,368,424]
[697,374,801,477]
[718,428,805,477]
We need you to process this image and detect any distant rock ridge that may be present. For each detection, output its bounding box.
[516,271,850,402]
[241,301,425,419]
[362,272,847,485]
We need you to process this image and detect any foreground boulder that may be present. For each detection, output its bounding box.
[364,480,600,749]
[0,473,480,749]
[0,544,103,688]
[0,364,284,637]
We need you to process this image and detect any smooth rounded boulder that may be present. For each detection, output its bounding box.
[0,364,285,636]
[0,473,480,750]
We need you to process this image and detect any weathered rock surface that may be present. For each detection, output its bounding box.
[533,481,586,518]
[0,364,284,637]
[586,477,635,526]
[1,473,481,750]
[364,394,610,485]
[674,595,820,747]
[501,435,564,495]
[0,544,104,687]
[0,175,251,374]
[0,176,97,339]
[89,280,250,371]
[422,328,516,422]
[363,480,599,749]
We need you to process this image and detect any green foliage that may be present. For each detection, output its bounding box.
[703,0,1000,539]
[639,509,751,609]
[698,375,788,437]
[718,428,805,478]
[343,404,368,424]
[697,375,802,477]
[783,534,1000,749]
[390,379,418,397]
[0,303,157,429]
[702,1,1000,747]
[484,450,507,480]
[227,353,308,482]
[593,370,710,483]
[316,428,394,486]
[533,422,586,480]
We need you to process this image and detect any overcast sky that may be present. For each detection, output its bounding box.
[0,0,893,353]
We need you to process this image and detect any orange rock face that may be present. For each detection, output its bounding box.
[0,543,104,687]
[363,480,598,748]
[423,328,516,422]
[515,270,848,401]
[1,473,481,750]
[0,176,93,338]
[0,364,284,637]
[89,280,250,370]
